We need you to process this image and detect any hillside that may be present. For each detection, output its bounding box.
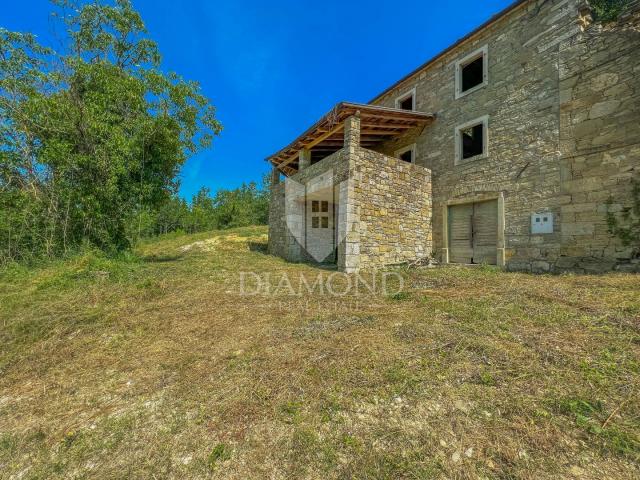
[1,226,639,479]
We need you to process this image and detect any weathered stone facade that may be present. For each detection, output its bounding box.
[556,5,640,272]
[269,0,639,273]
[370,0,640,273]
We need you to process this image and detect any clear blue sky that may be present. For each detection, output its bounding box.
[4,0,513,199]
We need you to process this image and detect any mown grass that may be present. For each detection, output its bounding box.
[0,225,639,479]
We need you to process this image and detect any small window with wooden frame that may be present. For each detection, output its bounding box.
[455,115,488,165]
[455,45,488,99]
[310,200,330,228]
[394,87,416,111]
[394,143,417,164]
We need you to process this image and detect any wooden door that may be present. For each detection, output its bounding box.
[472,200,498,265]
[448,199,498,265]
[448,203,473,264]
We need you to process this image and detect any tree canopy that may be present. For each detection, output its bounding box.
[139,176,271,238]
[0,0,222,263]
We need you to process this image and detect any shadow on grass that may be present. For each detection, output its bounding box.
[142,253,185,263]
[248,242,339,271]
[312,262,339,271]
[248,241,268,253]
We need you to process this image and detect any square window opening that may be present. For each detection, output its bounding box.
[399,95,414,111]
[461,123,484,159]
[455,45,488,99]
[461,56,484,93]
[395,88,416,111]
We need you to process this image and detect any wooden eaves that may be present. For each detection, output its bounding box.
[266,102,435,176]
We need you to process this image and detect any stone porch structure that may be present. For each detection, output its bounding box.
[268,105,434,272]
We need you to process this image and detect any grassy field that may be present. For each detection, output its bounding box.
[1,226,639,479]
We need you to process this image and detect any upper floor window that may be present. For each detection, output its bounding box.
[455,45,488,99]
[395,87,416,110]
[455,115,488,164]
[395,144,416,164]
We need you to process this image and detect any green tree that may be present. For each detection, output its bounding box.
[212,177,270,230]
[0,0,221,263]
[153,196,190,235]
[138,173,271,237]
[188,187,217,233]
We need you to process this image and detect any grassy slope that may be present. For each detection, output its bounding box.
[0,226,639,479]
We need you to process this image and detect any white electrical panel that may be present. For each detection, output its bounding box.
[531,212,553,234]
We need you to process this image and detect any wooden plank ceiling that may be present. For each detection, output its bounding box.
[267,102,434,176]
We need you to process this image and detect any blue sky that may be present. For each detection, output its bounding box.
[4,0,513,199]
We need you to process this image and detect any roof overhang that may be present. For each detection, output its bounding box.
[266,102,434,176]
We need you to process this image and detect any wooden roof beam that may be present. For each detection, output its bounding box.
[277,123,344,169]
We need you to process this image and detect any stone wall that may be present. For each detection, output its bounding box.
[371,0,639,273]
[350,148,433,269]
[556,5,640,272]
[268,181,288,259]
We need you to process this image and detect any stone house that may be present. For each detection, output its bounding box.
[267,0,640,273]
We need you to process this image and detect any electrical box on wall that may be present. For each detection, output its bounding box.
[531,212,553,234]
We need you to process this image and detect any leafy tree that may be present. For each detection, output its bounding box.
[0,0,221,263]
[189,187,217,233]
[133,173,271,238]
[213,182,264,229]
[152,195,190,235]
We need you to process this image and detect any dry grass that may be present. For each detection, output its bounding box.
[0,226,639,479]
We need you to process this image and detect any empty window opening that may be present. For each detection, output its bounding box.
[321,201,328,212]
[395,144,416,164]
[312,200,319,213]
[400,95,413,110]
[455,45,488,99]
[312,216,319,228]
[461,123,484,159]
[395,88,416,111]
[400,150,413,163]
[461,56,484,92]
[321,217,329,228]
